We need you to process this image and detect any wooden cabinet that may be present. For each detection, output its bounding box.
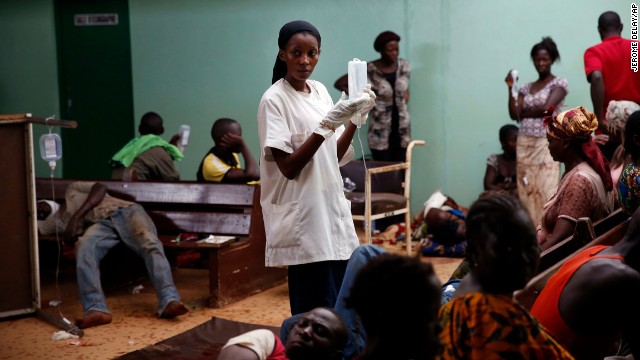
[0,115,40,318]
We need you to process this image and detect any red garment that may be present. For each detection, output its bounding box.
[530,245,624,346]
[269,335,288,360]
[584,36,640,120]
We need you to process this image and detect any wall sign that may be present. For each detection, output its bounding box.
[74,13,118,26]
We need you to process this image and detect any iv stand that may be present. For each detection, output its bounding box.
[0,113,81,336]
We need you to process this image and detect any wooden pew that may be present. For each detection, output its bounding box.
[515,213,630,310]
[35,178,287,308]
[536,208,629,274]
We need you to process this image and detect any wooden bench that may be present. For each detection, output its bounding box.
[515,210,630,310]
[35,178,287,308]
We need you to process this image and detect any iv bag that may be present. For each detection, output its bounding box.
[40,133,62,161]
[348,59,367,100]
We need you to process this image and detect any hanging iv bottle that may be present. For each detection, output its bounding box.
[348,58,368,128]
[39,132,63,169]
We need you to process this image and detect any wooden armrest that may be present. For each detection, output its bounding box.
[366,162,409,175]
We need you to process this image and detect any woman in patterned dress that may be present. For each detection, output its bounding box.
[439,193,574,359]
[537,107,614,251]
[506,37,567,224]
[335,31,411,162]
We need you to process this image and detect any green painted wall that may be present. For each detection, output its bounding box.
[1,0,634,211]
[0,0,61,177]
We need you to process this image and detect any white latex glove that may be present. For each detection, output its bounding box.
[314,92,372,138]
[351,84,377,127]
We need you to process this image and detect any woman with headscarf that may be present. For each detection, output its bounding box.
[537,106,614,251]
[439,193,574,359]
[334,31,411,162]
[605,101,640,187]
[505,37,567,225]
[257,20,376,315]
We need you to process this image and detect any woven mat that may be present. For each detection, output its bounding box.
[117,316,279,359]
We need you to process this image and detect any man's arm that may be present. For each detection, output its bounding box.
[589,70,606,131]
[222,133,260,183]
[218,345,260,360]
[584,46,605,130]
[218,329,276,360]
[64,182,107,244]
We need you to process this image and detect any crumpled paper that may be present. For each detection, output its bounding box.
[52,330,79,341]
[131,284,144,295]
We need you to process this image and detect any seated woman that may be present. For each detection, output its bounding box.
[604,101,640,189]
[617,110,640,214]
[439,193,573,359]
[484,124,518,196]
[537,106,614,251]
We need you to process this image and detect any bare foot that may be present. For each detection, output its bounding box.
[160,301,189,319]
[75,310,112,329]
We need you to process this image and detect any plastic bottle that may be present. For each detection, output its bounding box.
[178,125,190,151]
[348,59,368,128]
[348,59,367,100]
[39,133,63,169]
[510,69,519,101]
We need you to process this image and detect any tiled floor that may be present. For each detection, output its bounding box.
[0,241,462,359]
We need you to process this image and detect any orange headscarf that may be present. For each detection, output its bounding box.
[545,106,612,190]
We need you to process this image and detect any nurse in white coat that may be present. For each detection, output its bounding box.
[257,20,376,315]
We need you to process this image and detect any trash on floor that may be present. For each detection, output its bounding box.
[52,330,79,341]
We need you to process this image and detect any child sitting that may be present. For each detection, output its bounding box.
[196,118,259,183]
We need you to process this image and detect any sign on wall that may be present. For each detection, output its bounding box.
[74,13,118,26]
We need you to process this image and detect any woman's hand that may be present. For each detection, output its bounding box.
[506,70,522,121]
[505,70,517,88]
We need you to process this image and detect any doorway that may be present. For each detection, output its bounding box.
[55,0,134,179]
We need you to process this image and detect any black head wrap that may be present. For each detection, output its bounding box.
[271,20,321,84]
[373,31,400,52]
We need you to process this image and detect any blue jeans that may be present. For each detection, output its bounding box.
[281,244,386,360]
[75,204,180,316]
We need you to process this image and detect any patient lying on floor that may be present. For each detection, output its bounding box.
[218,307,347,360]
[410,190,468,257]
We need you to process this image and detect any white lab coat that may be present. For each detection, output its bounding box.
[257,79,358,267]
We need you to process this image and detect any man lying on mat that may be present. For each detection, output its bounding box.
[218,307,347,360]
[37,181,188,329]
